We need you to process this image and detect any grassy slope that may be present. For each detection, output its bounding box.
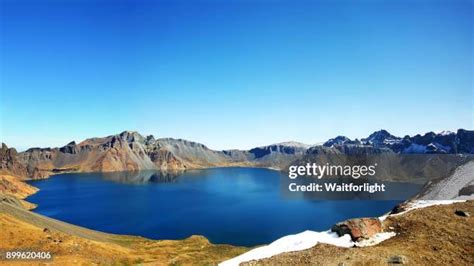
[0,173,38,210]
[244,201,474,266]
[0,202,249,265]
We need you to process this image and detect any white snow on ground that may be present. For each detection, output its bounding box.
[219,231,353,266]
[392,200,465,215]
[355,232,397,247]
[219,229,401,265]
[439,130,455,136]
[382,199,468,220]
[408,200,467,210]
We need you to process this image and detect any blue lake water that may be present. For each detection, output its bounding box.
[28,168,399,246]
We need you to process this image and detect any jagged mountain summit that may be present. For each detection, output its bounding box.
[361,129,401,147]
[363,129,474,154]
[320,129,474,155]
[323,136,361,147]
[1,129,473,179]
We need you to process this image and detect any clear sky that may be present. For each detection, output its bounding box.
[0,0,472,151]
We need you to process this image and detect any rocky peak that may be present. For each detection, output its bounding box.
[145,135,156,145]
[1,143,17,159]
[0,142,17,155]
[59,141,79,154]
[323,136,351,147]
[439,130,455,136]
[118,131,145,143]
[411,132,441,146]
[362,130,401,146]
[0,143,29,178]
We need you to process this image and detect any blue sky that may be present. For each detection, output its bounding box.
[0,0,472,150]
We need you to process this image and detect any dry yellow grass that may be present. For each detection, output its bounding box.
[0,202,249,265]
[0,174,38,199]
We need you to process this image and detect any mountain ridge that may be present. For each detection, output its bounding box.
[1,129,473,179]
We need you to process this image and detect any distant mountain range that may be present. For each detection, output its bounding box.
[1,129,473,179]
[323,129,474,154]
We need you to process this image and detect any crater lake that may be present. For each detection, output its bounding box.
[27,168,399,246]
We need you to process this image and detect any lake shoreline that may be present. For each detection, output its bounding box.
[26,169,399,247]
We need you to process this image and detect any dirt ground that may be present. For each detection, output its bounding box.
[244,201,474,266]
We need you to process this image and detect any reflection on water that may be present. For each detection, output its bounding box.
[101,170,185,184]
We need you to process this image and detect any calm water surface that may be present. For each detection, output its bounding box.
[28,168,399,246]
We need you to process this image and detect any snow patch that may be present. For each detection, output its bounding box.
[219,229,399,266]
[355,232,397,247]
[427,142,451,153]
[439,130,455,136]
[405,200,466,210]
[378,213,389,222]
[389,199,468,218]
[219,231,353,266]
[383,139,401,145]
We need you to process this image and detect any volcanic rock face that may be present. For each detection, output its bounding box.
[249,142,308,158]
[1,129,473,180]
[0,143,31,178]
[152,138,237,168]
[331,217,383,241]
[17,131,166,177]
[247,142,309,168]
[147,146,187,170]
[59,141,79,154]
[5,132,304,178]
[10,132,313,178]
